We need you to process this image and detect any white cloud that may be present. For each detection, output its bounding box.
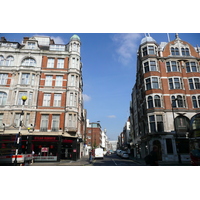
[82,94,91,102]
[107,115,116,118]
[112,33,142,65]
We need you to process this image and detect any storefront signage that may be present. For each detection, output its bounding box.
[62,139,73,143]
[41,147,49,152]
[33,136,59,141]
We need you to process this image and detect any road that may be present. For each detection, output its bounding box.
[91,153,142,166]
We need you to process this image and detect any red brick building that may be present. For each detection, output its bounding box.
[130,34,200,162]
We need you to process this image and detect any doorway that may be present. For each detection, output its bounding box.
[153,140,162,160]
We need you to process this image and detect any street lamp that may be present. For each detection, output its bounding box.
[171,98,182,164]
[14,95,27,166]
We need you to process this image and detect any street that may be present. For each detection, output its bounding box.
[91,153,142,166]
[29,153,143,166]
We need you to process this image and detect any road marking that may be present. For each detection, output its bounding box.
[112,159,117,166]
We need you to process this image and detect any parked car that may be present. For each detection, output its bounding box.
[116,150,122,156]
[121,152,129,159]
[119,151,127,157]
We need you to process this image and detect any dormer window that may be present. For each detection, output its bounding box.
[171,47,179,56]
[28,42,36,49]
[181,48,190,56]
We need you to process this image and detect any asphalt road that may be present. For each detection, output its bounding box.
[91,153,142,166]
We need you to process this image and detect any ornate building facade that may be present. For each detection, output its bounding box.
[130,34,200,162]
[0,35,86,161]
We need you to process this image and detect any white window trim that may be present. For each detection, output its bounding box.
[188,77,200,90]
[144,76,160,90]
[171,94,187,108]
[141,44,157,57]
[168,77,183,90]
[148,113,164,133]
[142,59,158,73]
[166,60,180,72]
[146,94,162,108]
[43,94,51,106]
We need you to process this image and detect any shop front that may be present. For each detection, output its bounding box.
[31,135,61,162]
[61,137,81,161]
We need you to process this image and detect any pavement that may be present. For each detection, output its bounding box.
[30,155,93,166]
[30,154,193,166]
[129,156,192,166]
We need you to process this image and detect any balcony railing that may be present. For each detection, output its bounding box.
[51,127,59,132]
[40,127,48,132]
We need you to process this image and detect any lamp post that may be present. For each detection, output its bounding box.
[171,98,182,164]
[14,95,27,166]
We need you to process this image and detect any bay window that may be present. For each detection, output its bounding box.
[168,77,183,89]
[188,78,200,90]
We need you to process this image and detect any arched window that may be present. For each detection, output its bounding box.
[171,47,175,55]
[5,56,14,66]
[147,96,153,108]
[181,47,190,56]
[171,95,176,107]
[192,96,198,108]
[186,48,190,56]
[154,95,161,107]
[175,47,179,55]
[177,95,183,107]
[0,92,7,105]
[198,96,200,107]
[0,56,4,66]
[21,58,36,67]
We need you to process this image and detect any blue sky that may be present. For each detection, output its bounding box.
[1,33,200,141]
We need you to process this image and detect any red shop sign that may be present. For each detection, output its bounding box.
[41,147,49,152]
[33,137,57,141]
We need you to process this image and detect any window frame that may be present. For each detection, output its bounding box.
[149,114,164,133]
[47,58,55,68]
[188,77,200,90]
[40,115,49,131]
[53,94,61,107]
[21,58,36,67]
[168,77,183,90]
[43,93,51,106]
[45,75,53,86]
[166,61,180,72]
[0,92,7,105]
[57,58,64,68]
[0,74,8,85]
[51,115,60,131]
